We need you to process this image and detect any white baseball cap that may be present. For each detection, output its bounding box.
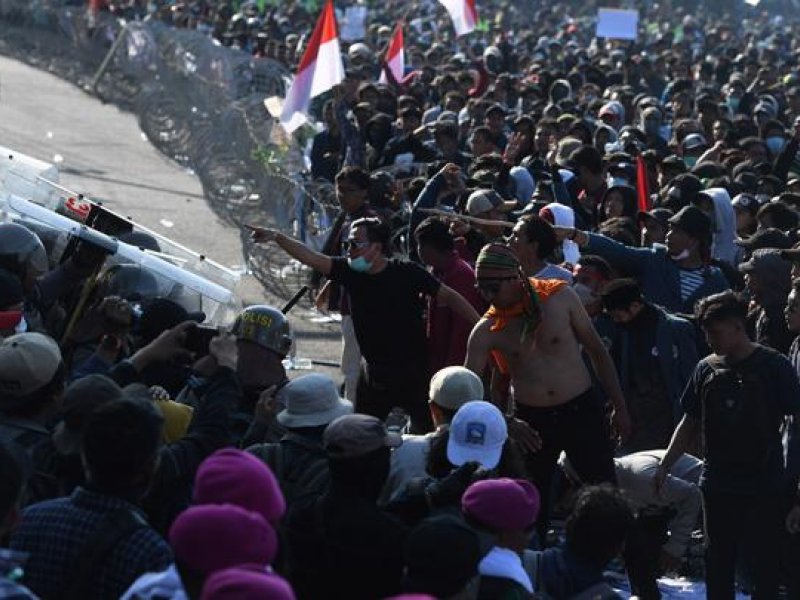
[447,401,507,469]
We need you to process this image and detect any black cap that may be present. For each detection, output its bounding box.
[637,207,674,229]
[735,227,792,251]
[485,103,507,117]
[600,277,643,311]
[136,298,205,345]
[668,205,711,241]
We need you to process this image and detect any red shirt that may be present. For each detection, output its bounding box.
[427,252,486,374]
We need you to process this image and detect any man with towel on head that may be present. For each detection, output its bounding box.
[465,243,630,535]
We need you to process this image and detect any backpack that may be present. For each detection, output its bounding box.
[251,435,330,506]
[699,351,784,479]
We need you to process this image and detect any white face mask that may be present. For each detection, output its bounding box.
[669,248,691,261]
[14,316,27,334]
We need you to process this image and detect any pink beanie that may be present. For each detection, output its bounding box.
[194,448,286,524]
[169,504,278,575]
[201,567,295,600]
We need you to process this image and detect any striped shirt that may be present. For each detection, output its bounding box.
[678,267,705,302]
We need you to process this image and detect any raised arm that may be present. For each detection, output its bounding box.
[248,226,332,276]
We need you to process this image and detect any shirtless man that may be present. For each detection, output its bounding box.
[464,243,631,532]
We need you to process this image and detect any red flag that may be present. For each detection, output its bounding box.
[636,155,651,212]
[379,23,405,85]
[439,0,478,37]
[280,0,344,133]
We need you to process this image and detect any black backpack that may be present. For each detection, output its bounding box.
[251,435,330,506]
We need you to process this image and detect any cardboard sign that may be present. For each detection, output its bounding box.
[596,8,639,41]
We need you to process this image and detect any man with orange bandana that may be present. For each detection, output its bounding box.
[465,243,630,537]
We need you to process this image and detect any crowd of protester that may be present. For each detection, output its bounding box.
[4,0,800,598]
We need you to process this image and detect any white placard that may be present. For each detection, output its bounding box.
[340,6,368,41]
[596,8,639,41]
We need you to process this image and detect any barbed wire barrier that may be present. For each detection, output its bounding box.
[0,1,342,312]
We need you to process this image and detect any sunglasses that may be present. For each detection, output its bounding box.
[475,277,517,295]
[343,239,370,251]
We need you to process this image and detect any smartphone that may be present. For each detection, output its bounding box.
[184,325,218,355]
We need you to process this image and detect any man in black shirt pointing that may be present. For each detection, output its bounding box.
[249,218,480,432]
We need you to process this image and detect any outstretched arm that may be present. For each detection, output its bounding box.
[248,226,332,276]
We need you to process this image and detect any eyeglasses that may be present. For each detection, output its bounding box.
[475,277,517,295]
[343,239,370,251]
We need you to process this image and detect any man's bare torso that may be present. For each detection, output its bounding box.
[480,289,592,407]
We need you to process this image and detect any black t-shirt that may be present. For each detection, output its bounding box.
[681,345,800,494]
[329,258,441,368]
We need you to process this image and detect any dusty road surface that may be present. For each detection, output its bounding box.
[0,54,342,377]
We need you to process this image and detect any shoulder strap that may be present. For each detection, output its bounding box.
[63,508,149,600]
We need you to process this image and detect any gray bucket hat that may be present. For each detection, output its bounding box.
[276,374,353,428]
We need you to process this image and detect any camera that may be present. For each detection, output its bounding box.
[184,324,219,355]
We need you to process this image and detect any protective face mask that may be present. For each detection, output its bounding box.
[766,136,786,155]
[683,156,698,169]
[727,96,741,113]
[669,248,691,261]
[14,316,27,334]
[348,256,373,273]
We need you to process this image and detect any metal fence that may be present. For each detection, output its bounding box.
[0,1,340,309]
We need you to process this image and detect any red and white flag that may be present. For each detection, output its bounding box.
[438,0,477,37]
[280,0,344,133]
[379,23,405,85]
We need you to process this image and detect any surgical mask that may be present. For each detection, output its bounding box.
[348,256,373,272]
[15,316,27,334]
[766,136,786,155]
[669,248,691,261]
[683,156,698,169]
[726,96,741,113]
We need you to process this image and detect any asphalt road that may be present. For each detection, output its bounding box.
[0,54,342,375]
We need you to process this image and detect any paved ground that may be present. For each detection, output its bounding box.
[0,54,342,376]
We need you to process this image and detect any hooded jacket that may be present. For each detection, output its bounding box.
[599,185,638,223]
[700,188,739,266]
[585,233,730,315]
